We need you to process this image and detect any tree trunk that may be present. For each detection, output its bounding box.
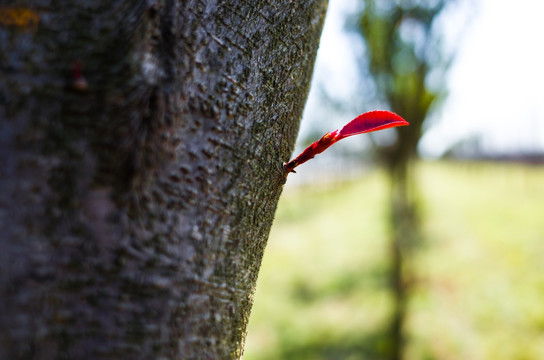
[387,157,420,360]
[0,1,327,359]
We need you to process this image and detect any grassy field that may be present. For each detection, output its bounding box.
[244,161,544,360]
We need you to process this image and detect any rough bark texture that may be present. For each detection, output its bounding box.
[0,1,327,359]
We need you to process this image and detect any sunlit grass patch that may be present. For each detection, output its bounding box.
[245,161,544,360]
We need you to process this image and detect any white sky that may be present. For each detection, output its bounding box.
[301,0,544,157]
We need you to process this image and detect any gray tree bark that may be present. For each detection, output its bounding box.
[0,1,327,359]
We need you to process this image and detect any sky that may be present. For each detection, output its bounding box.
[300,0,544,158]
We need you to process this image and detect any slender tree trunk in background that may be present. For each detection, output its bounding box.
[0,1,327,359]
[383,107,423,360]
[386,158,420,360]
[355,1,458,357]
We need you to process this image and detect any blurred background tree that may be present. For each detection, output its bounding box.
[354,1,460,359]
[246,0,544,359]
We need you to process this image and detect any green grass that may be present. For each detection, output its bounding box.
[244,161,544,360]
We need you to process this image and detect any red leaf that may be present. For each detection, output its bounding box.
[283,110,408,174]
[338,110,408,139]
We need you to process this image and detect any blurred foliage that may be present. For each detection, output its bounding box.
[355,0,456,162]
[246,161,544,360]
